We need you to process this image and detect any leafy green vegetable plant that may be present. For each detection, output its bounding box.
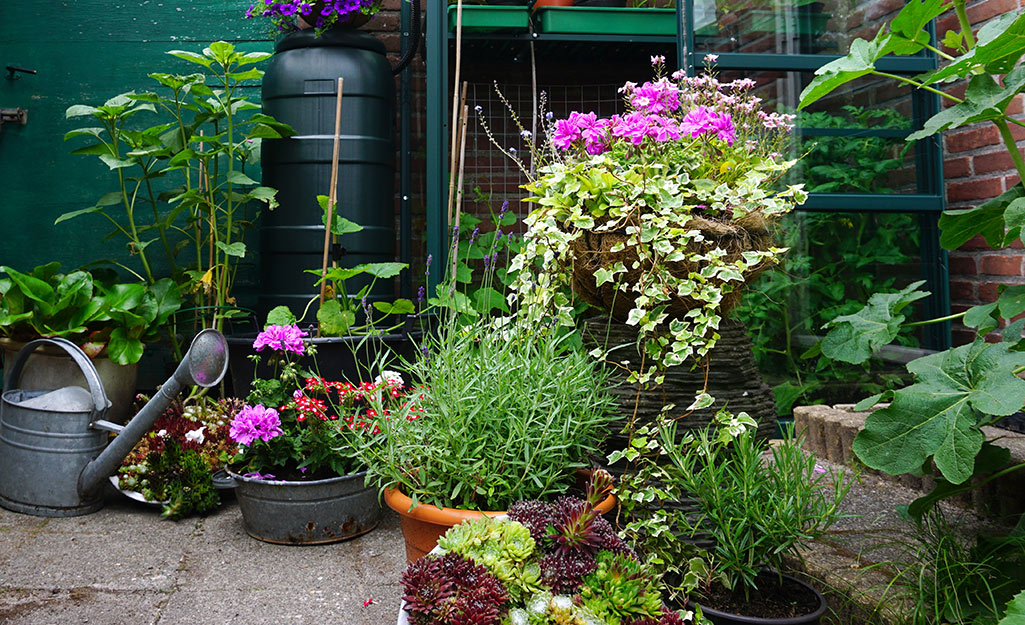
[0,263,181,364]
[63,41,294,335]
[800,0,1025,518]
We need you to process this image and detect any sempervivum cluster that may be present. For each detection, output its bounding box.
[400,470,689,625]
[401,552,509,625]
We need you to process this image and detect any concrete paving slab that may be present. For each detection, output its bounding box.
[156,588,401,625]
[0,587,166,625]
[177,506,405,593]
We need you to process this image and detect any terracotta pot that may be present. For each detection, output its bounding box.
[532,0,574,9]
[384,482,618,562]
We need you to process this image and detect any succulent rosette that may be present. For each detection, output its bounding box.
[400,471,691,625]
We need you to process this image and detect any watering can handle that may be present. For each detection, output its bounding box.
[4,337,111,417]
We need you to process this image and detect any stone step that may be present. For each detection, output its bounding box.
[793,404,1025,520]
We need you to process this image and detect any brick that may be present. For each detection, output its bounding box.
[866,0,904,21]
[1012,238,1025,250]
[946,125,1001,153]
[947,177,1003,202]
[951,280,976,300]
[960,234,994,251]
[981,254,1024,276]
[935,14,959,39]
[945,156,972,179]
[975,150,1016,175]
[949,255,978,275]
[1007,96,1024,116]
[1011,123,1025,141]
[979,281,1001,301]
[967,0,1021,25]
[952,328,977,346]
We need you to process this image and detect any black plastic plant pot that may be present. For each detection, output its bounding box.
[689,572,827,625]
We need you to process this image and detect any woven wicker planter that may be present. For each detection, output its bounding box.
[569,214,776,323]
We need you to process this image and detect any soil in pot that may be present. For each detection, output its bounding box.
[691,572,826,623]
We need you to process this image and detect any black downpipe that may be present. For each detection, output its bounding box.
[391,0,422,75]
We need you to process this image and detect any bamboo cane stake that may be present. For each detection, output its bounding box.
[447,81,468,229]
[318,77,345,337]
[450,103,470,283]
[447,0,466,229]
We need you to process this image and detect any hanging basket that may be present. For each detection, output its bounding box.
[296,1,373,29]
[569,213,777,323]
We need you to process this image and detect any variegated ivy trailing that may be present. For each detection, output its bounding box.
[507,58,806,383]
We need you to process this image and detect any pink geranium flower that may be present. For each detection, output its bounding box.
[253,324,308,355]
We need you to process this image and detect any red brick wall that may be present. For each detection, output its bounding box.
[941,0,1025,344]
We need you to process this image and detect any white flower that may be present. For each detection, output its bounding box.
[185,427,206,445]
[375,370,404,387]
[705,53,719,63]
[157,429,167,438]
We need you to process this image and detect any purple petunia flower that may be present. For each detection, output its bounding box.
[253,324,308,355]
[230,405,284,446]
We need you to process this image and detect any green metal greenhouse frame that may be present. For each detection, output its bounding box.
[421,0,950,349]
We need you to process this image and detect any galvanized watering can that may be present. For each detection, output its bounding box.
[0,329,228,517]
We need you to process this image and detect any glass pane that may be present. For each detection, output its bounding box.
[694,0,921,55]
[733,211,926,411]
[715,70,921,193]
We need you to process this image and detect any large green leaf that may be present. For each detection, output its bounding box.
[939,183,1024,250]
[854,341,1025,484]
[799,32,898,108]
[997,589,1025,625]
[853,389,982,483]
[359,262,408,279]
[1,266,56,316]
[908,70,1025,141]
[317,299,354,336]
[922,11,1025,84]
[266,305,296,327]
[821,281,928,363]
[906,442,1011,520]
[149,279,182,326]
[889,0,948,42]
[372,299,416,315]
[107,327,145,365]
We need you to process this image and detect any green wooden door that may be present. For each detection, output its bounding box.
[0,1,273,276]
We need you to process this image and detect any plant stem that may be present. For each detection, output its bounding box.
[905,311,965,327]
[952,0,975,50]
[994,117,1025,184]
[922,42,957,62]
[873,71,964,104]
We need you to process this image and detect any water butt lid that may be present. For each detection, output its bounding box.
[275,28,386,55]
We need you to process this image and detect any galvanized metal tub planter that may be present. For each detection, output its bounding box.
[226,469,381,545]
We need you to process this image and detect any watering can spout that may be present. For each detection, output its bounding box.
[78,329,229,498]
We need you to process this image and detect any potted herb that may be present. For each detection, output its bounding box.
[359,316,619,561]
[115,397,241,519]
[222,323,406,544]
[0,263,181,421]
[617,410,850,623]
[398,470,693,624]
[510,57,806,382]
